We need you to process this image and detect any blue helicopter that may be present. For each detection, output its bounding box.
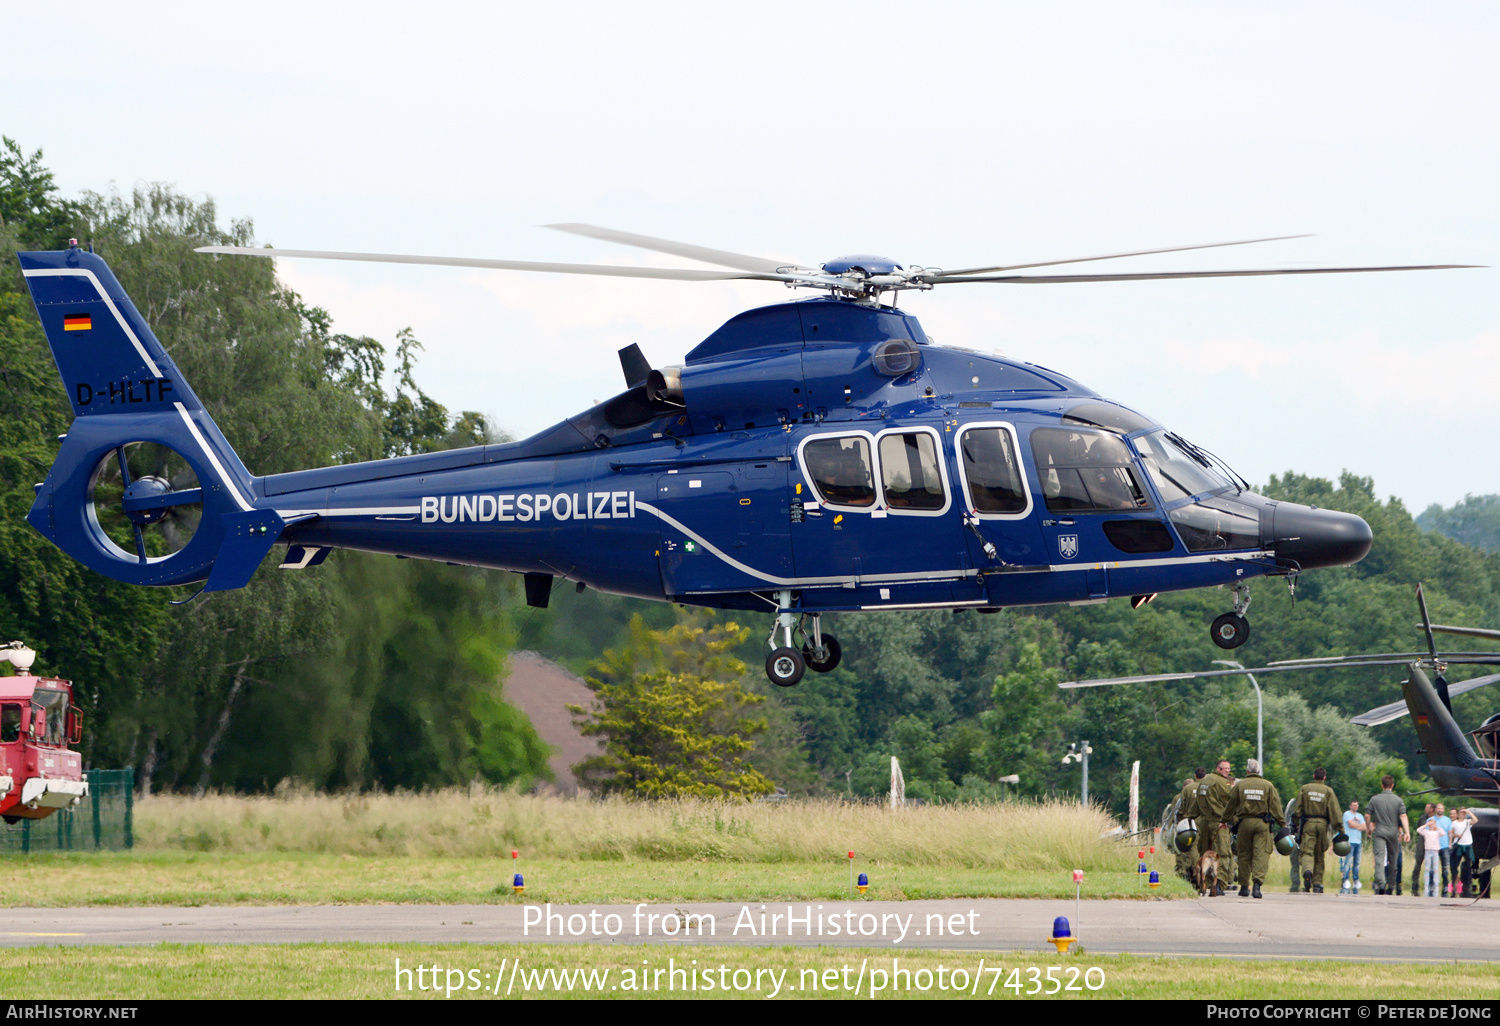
[16,226,1471,686]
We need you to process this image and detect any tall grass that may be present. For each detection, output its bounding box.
[136,787,1132,870]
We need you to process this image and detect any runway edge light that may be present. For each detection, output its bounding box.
[1049,916,1075,954]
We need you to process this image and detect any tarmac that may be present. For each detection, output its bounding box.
[5,891,1498,962]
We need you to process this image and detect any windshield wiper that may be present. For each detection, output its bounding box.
[1167,433,1249,493]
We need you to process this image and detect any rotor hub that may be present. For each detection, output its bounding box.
[121,476,174,526]
[821,255,903,276]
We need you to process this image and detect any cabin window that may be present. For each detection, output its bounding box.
[1169,497,1261,552]
[30,689,67,745]
[1102,519,1177,554]
[959,427,1027,514]
[0,704,20,743]
[803,436,876,507]
[878,431,946,511]
[1030,427,1150,512]
[1061,402,1156,435]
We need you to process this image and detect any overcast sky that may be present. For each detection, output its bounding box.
[7,3,1497,512]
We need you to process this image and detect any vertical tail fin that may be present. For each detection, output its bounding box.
[19,246,263,587]
[1403,663,1481,774]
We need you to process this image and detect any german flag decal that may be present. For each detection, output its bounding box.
[63,314,92,331]
[1416,713,1430,725]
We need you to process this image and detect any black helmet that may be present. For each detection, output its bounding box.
[1174,820,1198,852]
[1331,831,1351,857]
[1274,827,1297,856]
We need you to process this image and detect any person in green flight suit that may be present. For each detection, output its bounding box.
[1296,767,1340,893]
[1175,768,1205,881]
[1195,759,1235,895]
[1226,757,1285,899]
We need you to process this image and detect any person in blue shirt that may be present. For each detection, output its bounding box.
[1341,799,1368,893]
[1434,803,1454,896]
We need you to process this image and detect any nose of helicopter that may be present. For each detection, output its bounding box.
[1268,502,1373,570]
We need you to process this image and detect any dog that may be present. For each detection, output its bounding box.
[1194,850,1220,897]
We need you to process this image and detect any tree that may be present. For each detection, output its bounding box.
[570,616,774,798]
[0,157,166,771]
[980,641,1069,798]
[2,149,546,791]
[1419,494,1500,554]
[0,137,82,249]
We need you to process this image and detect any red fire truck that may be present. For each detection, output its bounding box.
[0,642,86,822]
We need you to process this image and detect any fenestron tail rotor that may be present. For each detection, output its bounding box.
[92,442,203,565]
[196,227,1481,301]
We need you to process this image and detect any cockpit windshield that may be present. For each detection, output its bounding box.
[1133,430,1234,504]
[30,688,67,745]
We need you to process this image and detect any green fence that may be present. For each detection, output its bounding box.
[0,768,134,854]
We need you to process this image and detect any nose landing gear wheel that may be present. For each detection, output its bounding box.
[802,634,842,673]
[1211,612,1250,650]
[766,647,806,687]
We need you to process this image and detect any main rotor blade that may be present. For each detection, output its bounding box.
[1057,663,1370,689]
[1351,672,1500,727]
[1267,652,1500,666]
[1417,583,1440,663]
[545,223,807,275]
[938,234,1314,277]
[924,264,1482,285]
[1058,657,1500,689]
[194,246,827,284]
[1430,624,1500,643]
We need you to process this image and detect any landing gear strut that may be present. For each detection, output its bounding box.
[802,615,842,674]
[1211,582,1252,650]
[764,593,841,686]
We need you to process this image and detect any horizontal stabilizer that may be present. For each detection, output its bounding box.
[279,545,330,570]
[1352,671,1500,727]
[204,510,312,592]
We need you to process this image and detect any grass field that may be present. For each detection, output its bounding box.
[134,788,1131,867]
[3,851,1195,905]
[1,790,1210,905]
[2,943,1495,1000]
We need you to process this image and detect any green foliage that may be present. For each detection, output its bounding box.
[1419,494,1500,554]
[0,171,168,770]
[980,641,1068,796]
[570,616,775,798]
[1354,759,1434,825]
[0,146,545,794]
[0,137,82,248]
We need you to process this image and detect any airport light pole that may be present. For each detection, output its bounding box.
[1213,660,1263,768]
[1062,740,1092,806]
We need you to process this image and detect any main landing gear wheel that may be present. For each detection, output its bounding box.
[766,647,805,688]
[802,634,842,673]
[1211,612,1250,650]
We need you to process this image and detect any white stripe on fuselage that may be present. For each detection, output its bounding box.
[1046,550,1274,572]
[267,497,1275,594]
[637,499,974,589]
